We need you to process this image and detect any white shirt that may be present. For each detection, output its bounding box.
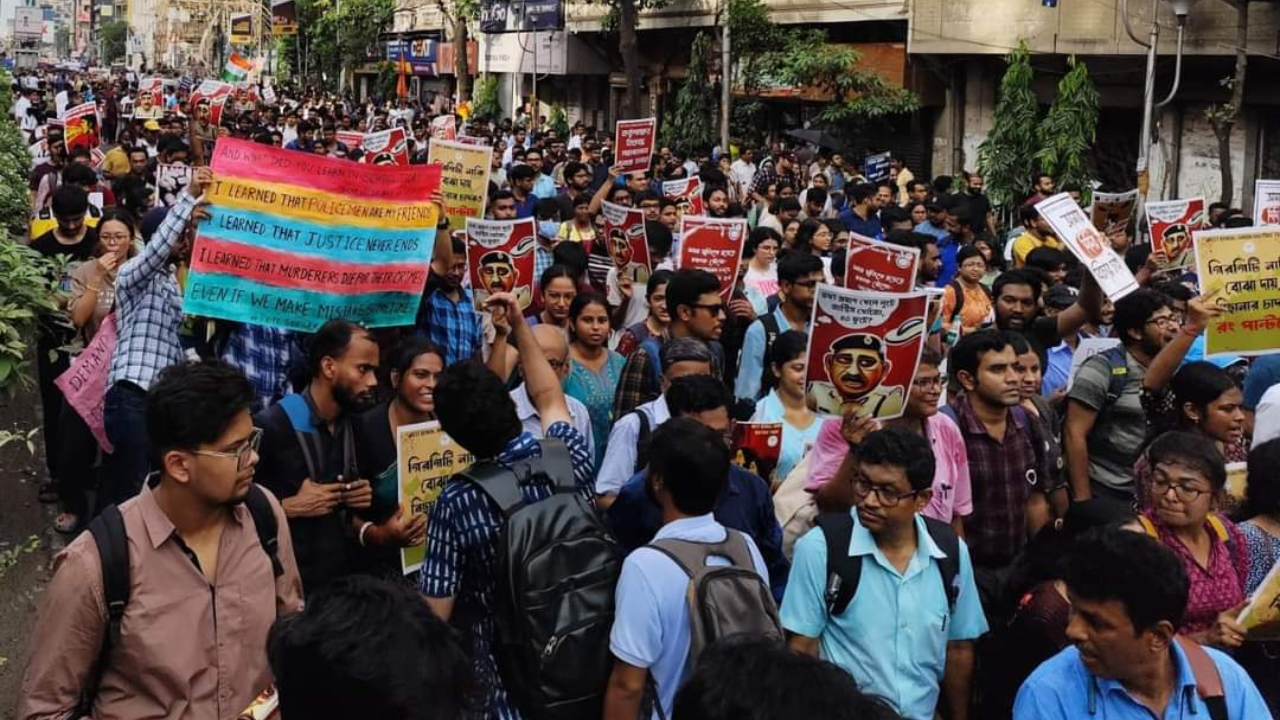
[1252,383,1280,449]
[731,159,756,199]
[14,95,31,122]
[509,383,596,460]
[595,395,670,495]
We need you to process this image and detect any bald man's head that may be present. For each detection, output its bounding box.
[529,324,570,379]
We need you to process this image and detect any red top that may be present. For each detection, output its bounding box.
[1143,511,1249,633]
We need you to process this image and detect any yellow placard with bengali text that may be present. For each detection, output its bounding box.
[1193,226,1280,356]
[397,421,473,574]
[1238,556,1280,640]
[428,139,493,232]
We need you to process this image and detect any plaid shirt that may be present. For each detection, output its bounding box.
[221,324,301,413]
[108,192,195,390]
[948,395,1045,567]
[612,341,661,419]
[750,160,797,198]
[420,423,594,720]
[417,281,483,367]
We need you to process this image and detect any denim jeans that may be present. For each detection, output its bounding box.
[102,382,150,512]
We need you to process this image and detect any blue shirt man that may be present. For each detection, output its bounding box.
[915,219,957,287]
[733,253,822,401]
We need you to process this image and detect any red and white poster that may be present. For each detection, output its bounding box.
[845,233,919,293]
[64,102,99,151]
[1146,197,1205,269]
[732,422,782,480]
[805,285,929,420]
[360,127,409,166]
[1091,189,1138,236]
[466,217,537,312]
[664,176,704,220]
[335,130,365,149]
[134,77,163,119]
[613,118,656,175]
[189,80,233,128]
[1255,180,1280,226]
[232,82,259,112]
[431,115,457,141]
[456,135,489,146]
[1037,193,1139,302]
[600,201,651,284]
[678,216,746,301]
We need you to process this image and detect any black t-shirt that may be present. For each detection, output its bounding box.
[350,401,408,578]
[961,190,991,230]
[30,226,100,263]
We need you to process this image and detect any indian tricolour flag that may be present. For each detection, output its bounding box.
[221,53,254,83]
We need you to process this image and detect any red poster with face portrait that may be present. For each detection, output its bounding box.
[805,284,929,420]
[663,176,704,220]
[63,102,99,151]
[359,128,409,166]
[466,217,537,313]
[600,201,651,284]
[844,233,919,293]
[134,77,164,119]
[232,82,260,112]
[432,115,457,141]
[189,80,232,128]
[679,216,747,301]
[1146,198,1204,270]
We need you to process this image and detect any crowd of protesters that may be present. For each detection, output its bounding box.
[11,67,1280,720]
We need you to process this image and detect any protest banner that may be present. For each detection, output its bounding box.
[429,139,492,231]
[600,200,651,284]
[613,118,656,175]
[54,314,117,453]
[467,217,537,312]
[134,78,163,119]
[1256,179,1280,226]
[1092,189,1138,236]
[1145,197,1204,269]
[335,130,365,149]
[1066,337,1122,391]
[55,90,68,118]
[184,138,441,332]
[678,216,746,301]
[456,135,488,146]
[431,114,457,141]
[262,84,277,105]
[732,422,782,481]
[1037,193,1139,302]
[232,82,259,113]
[28,137,48,168]
[271,0,298,34]
[90,147,105,169]
[229,13,254,44]
[844,233,918,293]
[396,421,473,574]
[864,151,891,183]
[361,127,410,166]
[189,80,232,127]
[663,176,704,220]
[805,285,928,420]
[1237,557,1280,640]
[63,102,98,151]
[1193,225,1280,356]
[156,163,193,208]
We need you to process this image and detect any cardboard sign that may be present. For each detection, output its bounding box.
[1066,337,1122,392]
[466,217,537,312]
[396,421,473,574]
[63,102,98,151]
[1194,226,1280,356]
[1037,193,1139,302]
[1146,197,1204,269]
[189,80,232,128]
[613,118,656,175]
[156,163,193,208]
[429,139,493,231]
[1237,554,1280,640]
[844,233,919,293]
[361,127,410,166]
[678,216,746,301]
[431,114,456,141]
[805,285,929,420]
[184,138,441,331]
[54,314,117,453]
[1091,189,1138,236]
[663,176,704,220]
[1255,179,1280,226]
[600,201,651,284]
[134,78,163,119]
[864,151,891,183]
[732,422,782,480]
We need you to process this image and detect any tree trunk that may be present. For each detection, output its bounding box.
[618,0,643,119]
[1216,0,1249,207]
[453,8,471,103]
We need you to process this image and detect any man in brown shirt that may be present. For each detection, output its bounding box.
[19,360,304,720]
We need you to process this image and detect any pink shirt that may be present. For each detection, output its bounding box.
[805,413,973,523]
[1143,512,1249,634]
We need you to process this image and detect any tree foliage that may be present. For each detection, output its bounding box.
[1035,56,1099,193]
[100,21,128,65]
[977,42,1040,208]
[658,32,716,156]
[471,74,501,120]
[292,0,393,91]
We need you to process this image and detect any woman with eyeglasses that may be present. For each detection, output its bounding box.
[616,269,673,359]
[940,245,994,345]
[563,293,626,468]
[750,331,819,485]
[742,227,782,299]
[1137,431,1250,649]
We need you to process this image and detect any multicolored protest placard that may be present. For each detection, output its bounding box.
[1193,226,1280,356]
[361,127,410,166]
[184,138,441,331]
[1091,189,1138,236]
[397,421,473,574]
[1237,556,1280,640]
[601,200,650,284]
[845,233,919,293]
[1037,193,1139,302]
[63,102,98,151]
[466,217,537,312]
[679,216,746,301]
[664,176,704,220]
[429,139,492,231]
[431,115,456,141]
[54,313,117,453]
[1146,197,1204,269]
[805,285,928,420]
[613,118,656,175]
[1255,180,1280,226]
[134,78,163,119]
[189,80,232,128]
[157,163,193,208]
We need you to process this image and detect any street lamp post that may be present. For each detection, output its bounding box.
[1124,0,1198,199]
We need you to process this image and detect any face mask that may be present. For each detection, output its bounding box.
[538,220,560,239]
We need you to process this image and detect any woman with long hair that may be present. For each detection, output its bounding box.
[750,331,819,483]
[563,293,626,466]
[742,227,782,299]
[616,269,673,358]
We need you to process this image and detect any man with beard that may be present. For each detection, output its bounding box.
[962,172,995,235]
[254,319,379,592]
[554,161,593,221]
[735,252,823,401]
[990,268,1100,354]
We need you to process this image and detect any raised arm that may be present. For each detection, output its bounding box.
[484,292,570,429]
[115,167,210,297]
[1143,292,1222,393]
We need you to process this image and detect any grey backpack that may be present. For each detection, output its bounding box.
[650,530,783,666]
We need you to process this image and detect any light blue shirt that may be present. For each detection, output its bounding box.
[609,514,770,720]
[1042,341,1074,398]
[780,512,988,720]
[1013,644,1272,720]
[735,305,804,402]
[751,390,822,482]
[595,396,669,495]
[533,173,558,200]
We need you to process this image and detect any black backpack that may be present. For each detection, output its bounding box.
[77,484,283,718]
[816,512,961,616]
[461,439,622,720]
